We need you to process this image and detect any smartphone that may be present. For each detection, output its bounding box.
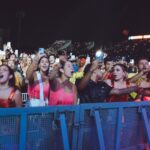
[95,50,104,61]
[86,55,91,64]
[130,59,134,64]
[7,42,11,49]
[15,49,18,57]
[55,58,60,63]
[31,54,35,59]
[38,48,45,54]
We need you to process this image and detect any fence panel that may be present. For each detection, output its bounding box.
[0,106,79,150]
[0,115,20,150]
[78,102,150,150]
[0,102,150,150]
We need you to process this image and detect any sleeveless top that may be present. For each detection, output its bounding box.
[107,80,130,102]
[142,96,150,101]
[28,72,50,100]
[141,88,150,101]
[49,89,74,105]
[49,79,75,105]
[0,89,16,108]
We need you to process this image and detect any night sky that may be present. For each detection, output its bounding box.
[1,0,150,50]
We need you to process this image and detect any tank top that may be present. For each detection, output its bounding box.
[0,89,16,108]
[49,79,75,105]
[28,72,50,100]
[107,80,130,102]
[49,88,74,105]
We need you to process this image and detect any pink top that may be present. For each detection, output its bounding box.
[49,88,75,105]
[0,89,16,108]
[28,82,50,100]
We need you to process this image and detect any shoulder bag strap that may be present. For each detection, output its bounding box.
[36,71,44,101]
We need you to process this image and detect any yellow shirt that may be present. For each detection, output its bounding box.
[70,72,84,84]
[128,73,137,79]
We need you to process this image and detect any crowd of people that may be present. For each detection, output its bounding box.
[0,42,150,108]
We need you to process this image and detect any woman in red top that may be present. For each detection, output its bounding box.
[105,63,136,102]
[0,64,22,150]
[26,53,50,106]
[0,64,22,107]
[49,61,77,105]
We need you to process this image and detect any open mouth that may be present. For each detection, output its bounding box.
[71,71,74,75]
[113,75,117,78]
[42,66,48,69]
[0,75,3,79]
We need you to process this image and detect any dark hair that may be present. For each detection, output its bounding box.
[38,56,50,75]
[5,49,11,59]
[113,63,128,72]
[84,63,92,75]
[58,61,66,77]
[9,53,16,58]
[38,55,49,64]
[135,56,149,65]
[57,50,67,56]
[7,53,17,62]
[0,64,15,87]
[104,57,113,65]
[49,54,56,58]
[78,55,86,59]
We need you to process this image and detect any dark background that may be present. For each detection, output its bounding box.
[1,0,150,50]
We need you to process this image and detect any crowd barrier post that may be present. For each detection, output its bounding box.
[59,113,70,150]
[141,107,150,147]
[115,107,123,150]
[90,109,105,150]
[19,113,27,150]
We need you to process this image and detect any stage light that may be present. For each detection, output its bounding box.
[128,35,143,40]
[128,34,150,40]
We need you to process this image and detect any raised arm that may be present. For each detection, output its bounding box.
[73,84,78,104]
[49,64,60,80]
[128,68,150,83]
[78,61,99,91]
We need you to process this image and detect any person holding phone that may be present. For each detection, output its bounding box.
[77,61,138,103]
[26,52,50,107]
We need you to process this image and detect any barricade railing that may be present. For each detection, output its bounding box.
[22,93,28,102]
[0,102,150,150]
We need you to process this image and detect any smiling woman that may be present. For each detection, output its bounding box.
[26,53,50,107]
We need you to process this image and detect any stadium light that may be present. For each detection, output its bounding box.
[128,34,150,40]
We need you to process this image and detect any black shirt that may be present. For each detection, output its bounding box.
[78,80,112,103]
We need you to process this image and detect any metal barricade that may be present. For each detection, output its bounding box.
[0,106,79,150]
[78,102,150,150]
[0,102,150,150]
